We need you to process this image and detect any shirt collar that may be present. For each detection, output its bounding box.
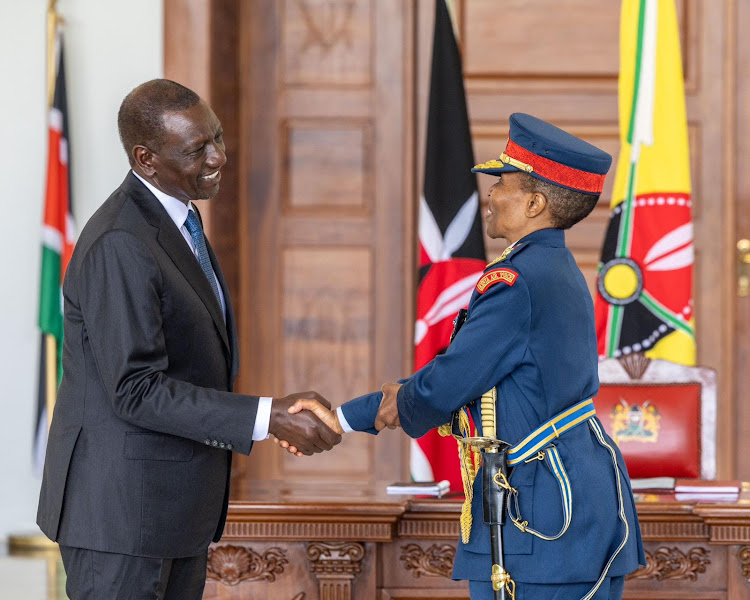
[132,170,195,229]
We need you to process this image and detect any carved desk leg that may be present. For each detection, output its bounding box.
[306,542,365,600]
[739,546,750,584]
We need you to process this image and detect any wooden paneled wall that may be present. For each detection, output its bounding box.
[165,0,749,490]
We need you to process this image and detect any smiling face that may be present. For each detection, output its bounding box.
[484,172,555,243]
[484,172,534,241]
[134,100,226,203]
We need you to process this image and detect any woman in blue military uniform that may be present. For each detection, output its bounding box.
[283,113,645,600]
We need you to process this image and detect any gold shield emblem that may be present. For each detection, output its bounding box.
[610,399,661,444]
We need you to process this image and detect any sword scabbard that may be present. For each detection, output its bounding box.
[483,445,514,600]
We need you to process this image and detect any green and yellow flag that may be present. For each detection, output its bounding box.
[595,0,694,366]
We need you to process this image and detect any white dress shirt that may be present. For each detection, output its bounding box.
[133,171,272,441]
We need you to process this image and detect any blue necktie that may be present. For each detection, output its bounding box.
[184,211,222,309]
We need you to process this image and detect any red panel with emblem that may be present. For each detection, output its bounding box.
[593,383,701,478]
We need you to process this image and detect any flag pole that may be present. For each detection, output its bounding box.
[44,0,59,429]
[45,340,57,429]
[8,0,65,558]
[47,0,60,108]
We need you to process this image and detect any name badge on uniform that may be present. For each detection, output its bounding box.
[476,268,518,294]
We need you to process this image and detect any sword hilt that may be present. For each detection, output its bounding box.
[480,388,497,446]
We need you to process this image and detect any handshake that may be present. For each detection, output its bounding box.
[268,383,403,456]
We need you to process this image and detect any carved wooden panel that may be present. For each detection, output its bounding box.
[207,544,288,585]
[282,120,373,214]
[199,495,750,599]
[637,519,708,542]
[400,543,455,579]
[223,519,395,542]
[381,538,466,591]
[627,546,710,582]
[740,546,750,584]
[307,541,366,599]
[283,0,373,86]
[398,519,460,540]
[203,542,321,599]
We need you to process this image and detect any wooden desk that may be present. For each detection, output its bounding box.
[204,482,750,600]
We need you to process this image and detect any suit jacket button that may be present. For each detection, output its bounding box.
[219,442,226,448]
[204,439,211,445]
[227,443,233,450]
[212,440,218,447]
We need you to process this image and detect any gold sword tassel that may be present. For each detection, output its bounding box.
[439,387,499,544]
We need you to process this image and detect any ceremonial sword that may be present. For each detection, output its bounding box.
[449,387,514,600]
[447,310,515,599]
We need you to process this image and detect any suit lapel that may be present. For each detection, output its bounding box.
[123,173,230,354]
[206,238,240,384]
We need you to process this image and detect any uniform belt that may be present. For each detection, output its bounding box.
[507,398,596,467]
[502,400,630,600]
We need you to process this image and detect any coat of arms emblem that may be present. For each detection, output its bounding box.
[610,399,661,444]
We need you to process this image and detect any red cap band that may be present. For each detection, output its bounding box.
[505,140,606,194]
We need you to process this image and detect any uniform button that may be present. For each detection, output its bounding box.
[212,440,218,447]
[227,443,233,450]
[219,442,226,449]
[204,439,211,445]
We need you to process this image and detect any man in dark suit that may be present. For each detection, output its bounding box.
[37,79,341,599]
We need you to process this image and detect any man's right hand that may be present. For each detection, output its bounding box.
[268,391,342,456]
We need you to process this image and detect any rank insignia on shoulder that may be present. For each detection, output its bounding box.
[476,268,518,293]
[486,242,525,268]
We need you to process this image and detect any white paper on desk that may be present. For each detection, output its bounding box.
[629,477,676,491]
[674,480,740,494]
[675,492,740,502]
[386,480,450,497]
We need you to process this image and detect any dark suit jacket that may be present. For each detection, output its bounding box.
[37,172,259,558]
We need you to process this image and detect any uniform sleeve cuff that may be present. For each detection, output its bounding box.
[336,406,354,433]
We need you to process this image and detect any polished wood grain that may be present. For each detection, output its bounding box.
[282,120,373,213]
[733,0,750,484]
[222,0,413,492]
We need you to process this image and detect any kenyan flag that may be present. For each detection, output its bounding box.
[595,0,694,366]
[36,29,76,474]
[410,0,486,491]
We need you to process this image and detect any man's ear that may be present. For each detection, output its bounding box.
[526,192,548,218]
[133,145,156,177]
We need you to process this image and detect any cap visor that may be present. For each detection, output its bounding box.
[471,163,519,176]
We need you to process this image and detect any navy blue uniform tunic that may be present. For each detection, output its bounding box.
[341,228,645,586]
